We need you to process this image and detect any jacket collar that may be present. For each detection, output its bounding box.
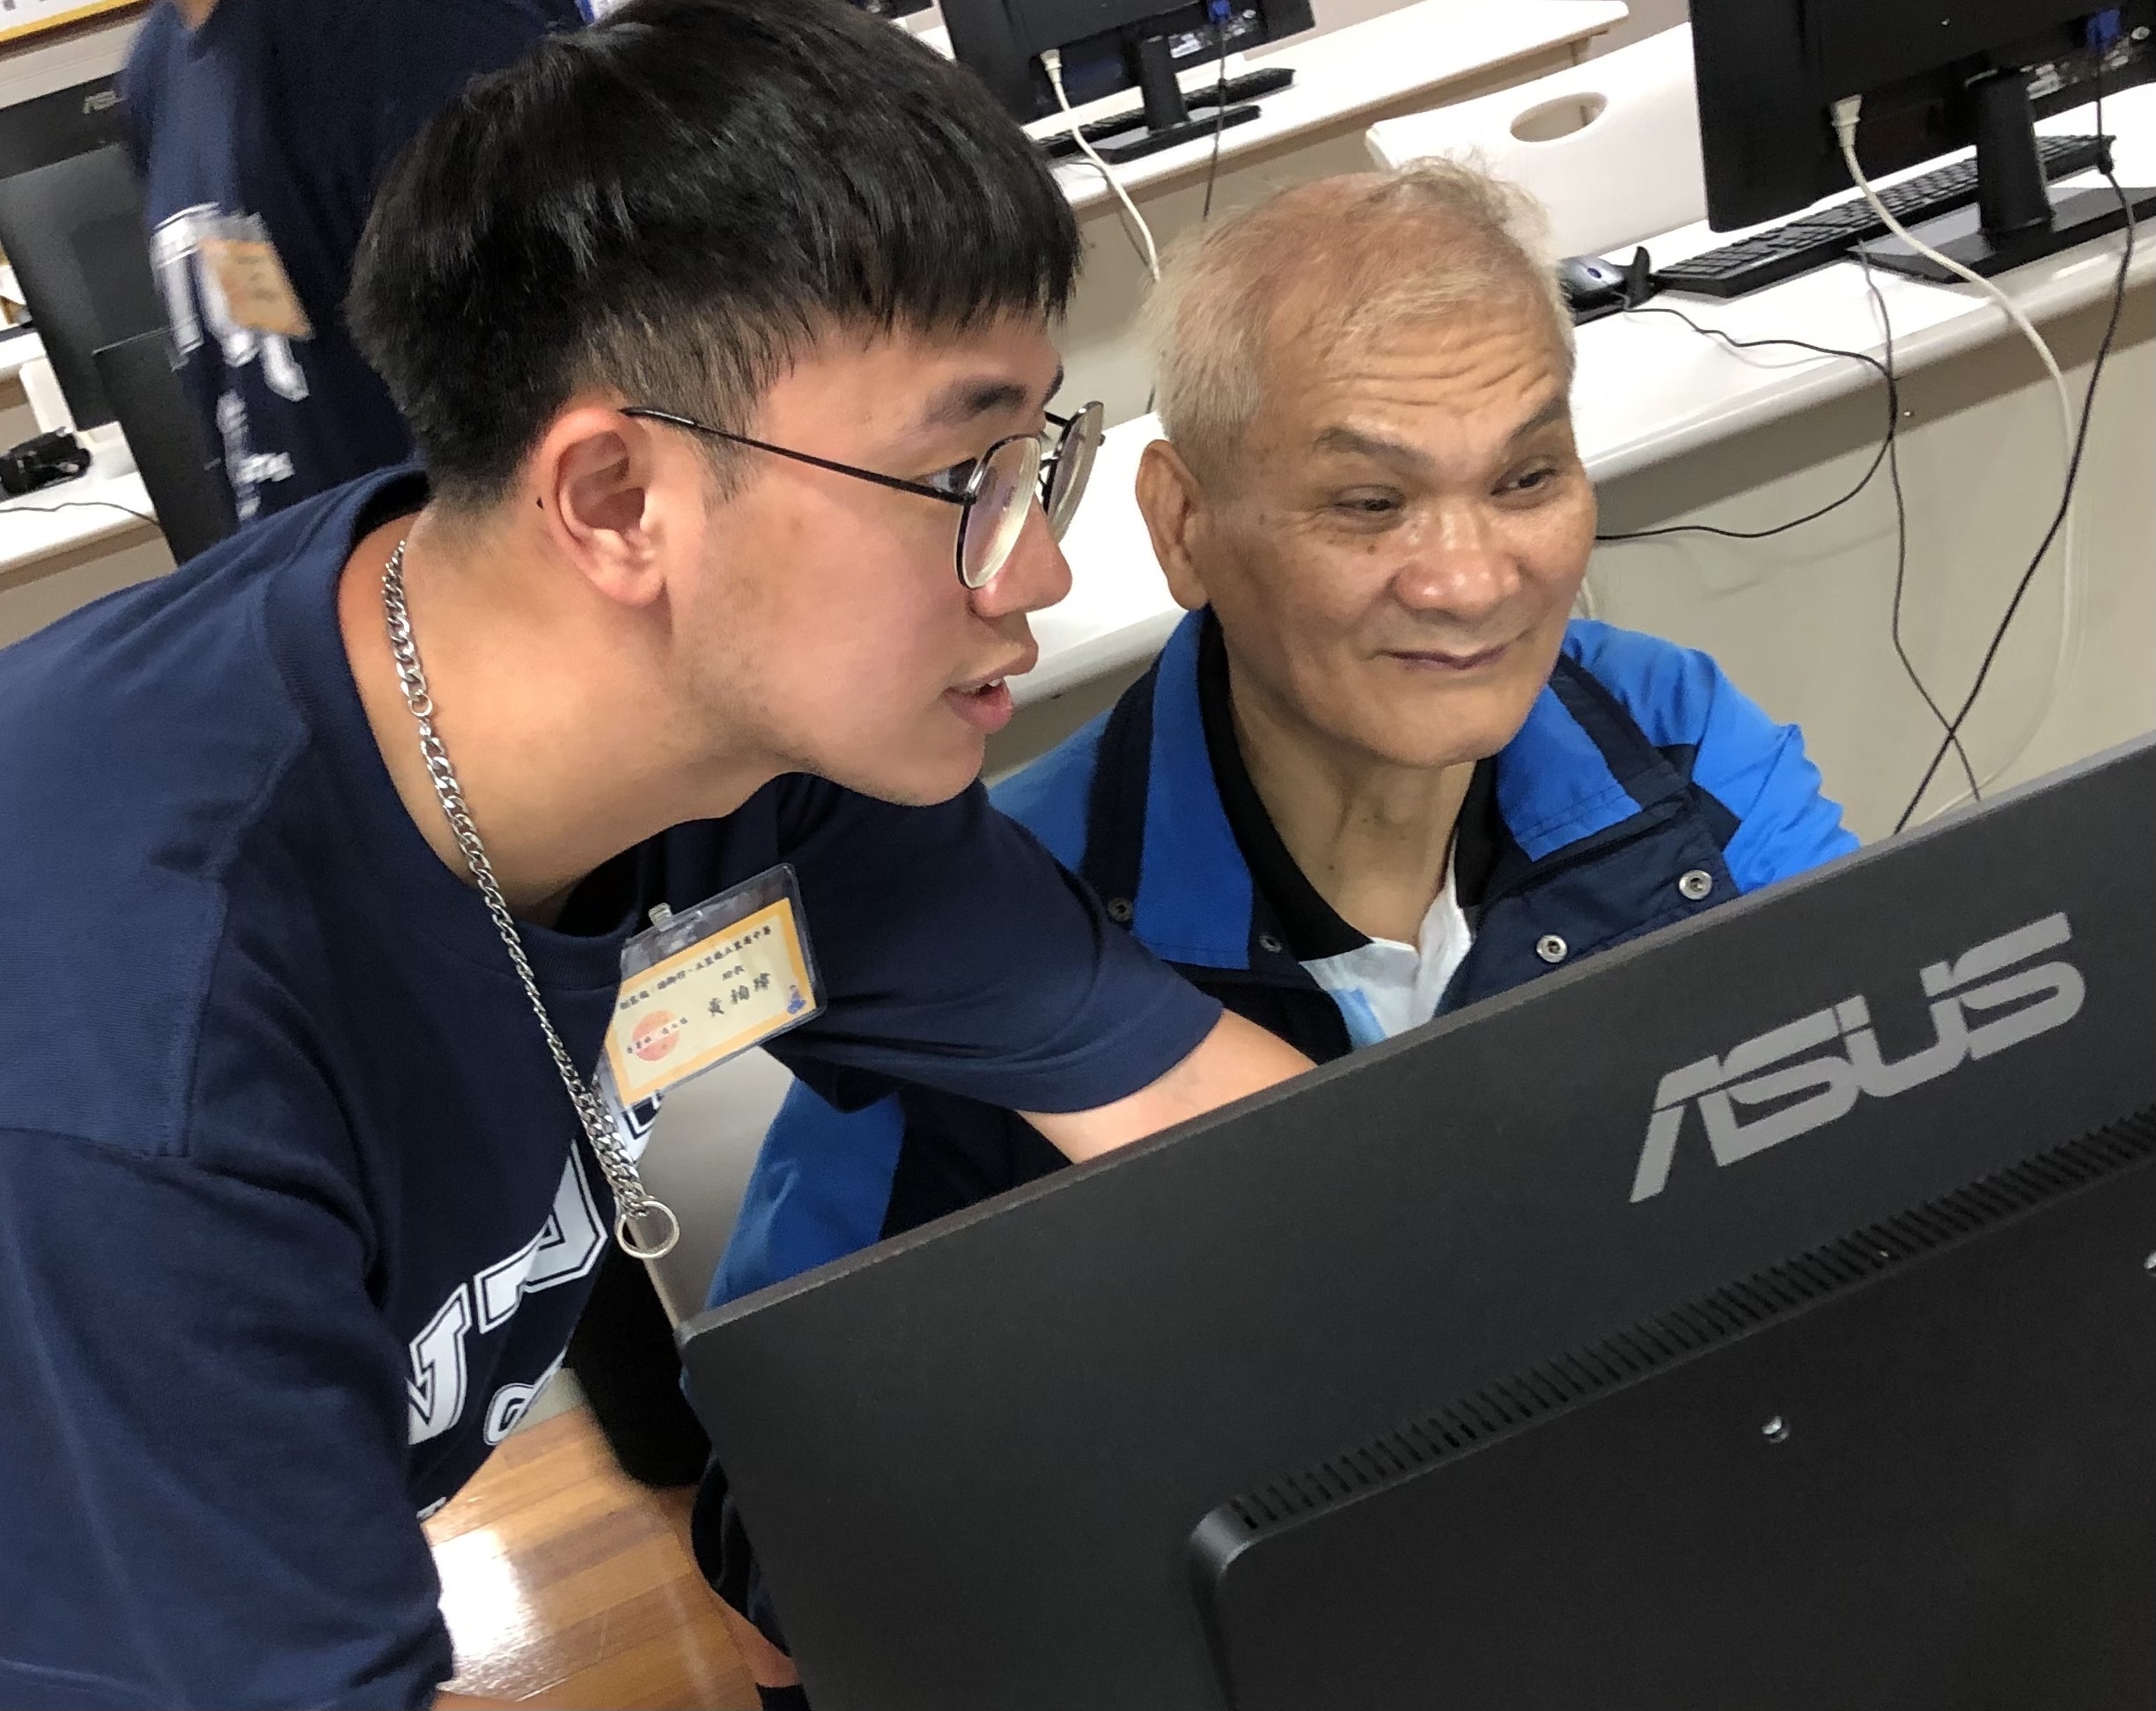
[1102,610,1696,973]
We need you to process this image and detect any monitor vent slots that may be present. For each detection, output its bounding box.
[1218,1103,2156,1539]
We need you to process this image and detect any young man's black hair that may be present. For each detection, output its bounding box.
[0,2,1307,1707]
[350,0,1082,506]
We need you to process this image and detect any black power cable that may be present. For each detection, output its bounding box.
[1594,306,1899,542]
[2,495,157,527]
[1864,247,1980,806]
[1594,297,1981,801]
[1202,12,1232,222]
[1892,160,2136,833]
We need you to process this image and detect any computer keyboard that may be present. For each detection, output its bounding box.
[1651,134,2113,299]
[1034,64,1296,160]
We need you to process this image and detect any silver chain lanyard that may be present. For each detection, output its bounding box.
[380,539,681,1259]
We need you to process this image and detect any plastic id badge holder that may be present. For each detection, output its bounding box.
[599,865,824,1115]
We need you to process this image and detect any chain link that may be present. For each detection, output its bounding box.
[381,540,679,1259]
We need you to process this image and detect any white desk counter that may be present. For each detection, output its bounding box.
[1006,85,2156,833]
[0,462,166,647]
[0,321,169,643]
[1034,0,1628,423]
[1572,85,2156,483]
[1027,0,1629,218]
[0,467,155,576]
[0,322,45,380]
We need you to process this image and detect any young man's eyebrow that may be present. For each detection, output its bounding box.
[917,365,1065,432]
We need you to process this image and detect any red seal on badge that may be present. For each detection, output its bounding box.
[630,1010,681,1062]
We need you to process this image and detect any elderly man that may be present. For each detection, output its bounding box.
[692,159,1858,1686]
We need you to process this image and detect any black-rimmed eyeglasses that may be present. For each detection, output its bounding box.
[622,400,1105,590]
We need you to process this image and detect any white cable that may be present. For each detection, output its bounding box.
[1042,48,1160,282]
[1831,96,2079,816]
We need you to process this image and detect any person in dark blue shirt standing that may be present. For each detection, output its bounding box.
[0,4,1308,1707]
[123,0,586,524]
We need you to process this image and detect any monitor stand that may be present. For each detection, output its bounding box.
[1089,33,1262,165]
[1860,69,2156,282]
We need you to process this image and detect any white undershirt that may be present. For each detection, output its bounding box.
[1297,850,1474,1049]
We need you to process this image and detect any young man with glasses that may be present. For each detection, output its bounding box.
[0,4,1305,1708]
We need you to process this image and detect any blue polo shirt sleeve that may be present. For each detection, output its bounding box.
[1676,660,1859,892]
[1709,712,1860,893]
[0,1126,448,1711]
[709,1084,907,1309]
[1564,620,1858,893]
[765,778,1223,1115]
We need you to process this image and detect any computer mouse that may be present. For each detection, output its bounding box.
[1555,254,1631,316]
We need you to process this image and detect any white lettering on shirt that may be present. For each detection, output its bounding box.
[404,1284,472,1446]
[149,205,309,520]
[406,1151,606,1446]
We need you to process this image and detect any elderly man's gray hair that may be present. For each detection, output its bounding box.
[1144,158,1573,487]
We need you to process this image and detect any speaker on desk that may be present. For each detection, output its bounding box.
[93,329,238,564]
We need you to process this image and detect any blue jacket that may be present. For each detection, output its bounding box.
[710,612,1858,1313]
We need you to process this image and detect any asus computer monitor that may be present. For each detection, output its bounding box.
[683,730,2156,1710]
[0,74,128,181]
[0,145,166,431]
[943,0,1313,160]
[92,329,238,564]
[1689,0,2156,275]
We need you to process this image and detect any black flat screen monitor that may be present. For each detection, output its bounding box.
[1689,0,2156,275]
[0,74,128,181]
[944,0,1312,159]
[0,145,166,431]
[93,329,236,564]
[683,731,2156,1711]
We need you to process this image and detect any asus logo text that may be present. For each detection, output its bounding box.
[1630,912,2084,1202]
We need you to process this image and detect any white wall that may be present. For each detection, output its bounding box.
[1591,0,1682,54]
[0,12,141,109]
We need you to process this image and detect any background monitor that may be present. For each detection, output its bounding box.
[92,329,236,563]
[1689,0,2156,271]
[943,0,1313,159]
[683,731,2156,1710]
[0,74,128,181]
[0,144,166,432]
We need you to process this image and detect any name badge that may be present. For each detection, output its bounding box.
[200,226,313,339]
[602,865,822,1108]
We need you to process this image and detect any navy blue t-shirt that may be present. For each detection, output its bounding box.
[0,469,1221,1710]
[123,0,583,523]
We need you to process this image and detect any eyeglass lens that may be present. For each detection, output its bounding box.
[1044,402,1103,541]
[961,435,1042,589]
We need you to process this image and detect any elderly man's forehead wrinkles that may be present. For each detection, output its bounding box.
[1507,392,1573,443]
[1303,387,1572,472]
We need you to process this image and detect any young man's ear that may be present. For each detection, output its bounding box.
[533,406,684,609]
[1135,439,1215,614]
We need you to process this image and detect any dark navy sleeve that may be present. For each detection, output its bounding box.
[362,0,582,178]
[766,780,1224,1115]
[0,1130,450,1711]
[117,11,170,174]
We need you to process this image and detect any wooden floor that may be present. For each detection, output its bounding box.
[425,1405,757,1709]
